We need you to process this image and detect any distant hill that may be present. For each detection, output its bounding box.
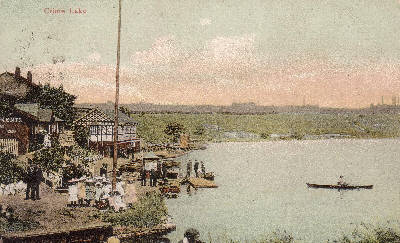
[75,102,400,115]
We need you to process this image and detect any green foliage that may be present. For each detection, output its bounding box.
[0,99,14,118]
[260,132,270,139]
[131,113,400,143]
[0,152,24,184]
[0,213,39,233]
[62,162,90,183]
[73,126,89,148]
[194,125,206,136]
[335,224,400,243]
[32,144,66,173]
[30,84,76,125]
[206,230,294,243]
[99,192,168,228]
[164,122,185,142]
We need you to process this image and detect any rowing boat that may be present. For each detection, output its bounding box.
[306,183,373,190]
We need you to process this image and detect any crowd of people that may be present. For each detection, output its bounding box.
[67,175,137,211]
[186,160,206,178]
[140,169,160,187]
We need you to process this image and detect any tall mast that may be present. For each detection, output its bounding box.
[112,0,122,192]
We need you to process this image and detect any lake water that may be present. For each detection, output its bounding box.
[166,139,400,242]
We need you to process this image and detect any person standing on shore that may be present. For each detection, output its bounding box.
[200,161,205,177]
[141,169,146,186]
[194,160,199,178]
[153,170,158,187]
[162,162,168,180]
[31,164,43,200]
[100,164,108,178]
[150,169,155,187]
[24,161,34,200]
[186,160,192,178]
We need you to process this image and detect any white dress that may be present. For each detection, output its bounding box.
[113,195,126,211]
[95,186,103,201]
[68,184,78,202]
[103,184,111,199]
[116,182,125,196]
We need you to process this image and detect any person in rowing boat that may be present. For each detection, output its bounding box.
[337,175,348,186]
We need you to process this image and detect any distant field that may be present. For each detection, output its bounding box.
[130,113,400,143]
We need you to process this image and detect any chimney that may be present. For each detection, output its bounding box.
[27,71,32,83]
[15,67,21,78]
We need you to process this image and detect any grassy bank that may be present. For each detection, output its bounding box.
[131,113,400,143]
[203,224,400,243]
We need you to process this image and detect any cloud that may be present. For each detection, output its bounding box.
[26,35,400,108]
[87,52,101,63]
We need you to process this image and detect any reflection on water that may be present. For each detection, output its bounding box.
[167,139,400,242]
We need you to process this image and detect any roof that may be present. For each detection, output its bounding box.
[0,72,39,99]
[74,106,137,125]
[14,103,62,122]
[0,72,38,88]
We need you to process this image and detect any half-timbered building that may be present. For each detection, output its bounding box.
[74,107,140,157]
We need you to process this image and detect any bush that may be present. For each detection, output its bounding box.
[0,152,24,185]
[99,192,168,228]
[206,230,294,243]
[334,224,400,243]
[73,126,90,149]
[32,144,66,173]
[0,206,39,233]
[260,132,270,139]
[164,122,185,143]
[62,162,90,186]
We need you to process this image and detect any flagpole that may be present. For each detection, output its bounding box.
[112,0,122,192]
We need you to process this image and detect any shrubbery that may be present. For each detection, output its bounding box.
[32,144,66,173]
[335,224,400,243]
[99,192,168,228]
[0,152,24,185]
[0,208,39,233]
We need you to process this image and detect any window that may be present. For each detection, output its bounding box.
[90,126,97,135]
[107,126,112,135]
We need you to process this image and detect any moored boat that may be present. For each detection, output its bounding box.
[306,183,373,190]
[203,172,215,181]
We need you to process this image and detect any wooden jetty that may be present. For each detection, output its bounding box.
[182,178,218,189]
[1,223,113,243]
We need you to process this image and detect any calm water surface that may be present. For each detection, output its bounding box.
[166,139,400,242]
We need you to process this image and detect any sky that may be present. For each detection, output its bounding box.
[1,0,400,107]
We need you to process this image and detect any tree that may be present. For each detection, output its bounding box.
[73,126,89,148]
[62,162,89,186]
[32,144,66,173]
[164,122,184,142]
[27,84,77,125]
[193,125,205,136]
[0,152,24,184]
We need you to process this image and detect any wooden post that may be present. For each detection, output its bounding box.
[112,0,122,192]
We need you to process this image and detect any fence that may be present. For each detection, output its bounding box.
[0,139,18,156]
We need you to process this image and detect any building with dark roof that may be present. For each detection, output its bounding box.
[0,103,64,155]
[0,67,40,101]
